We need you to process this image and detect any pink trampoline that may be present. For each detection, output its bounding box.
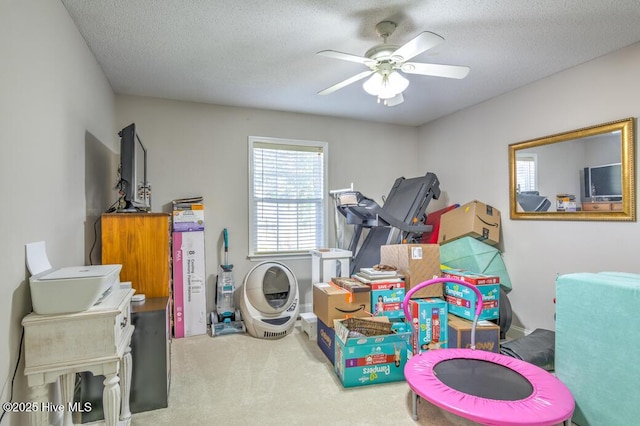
[404,278,574,425]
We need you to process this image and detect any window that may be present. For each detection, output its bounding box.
[515,153,538,192]
[249,137,328,257]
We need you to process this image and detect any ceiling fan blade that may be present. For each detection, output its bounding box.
[384,93,404,107]
[401,62,470,79]
[317,50,376,66]
[318,70,374,95]
[391,31,444,62]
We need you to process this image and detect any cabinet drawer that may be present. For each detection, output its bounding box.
[23,289,134,369]
[582,202,612,211]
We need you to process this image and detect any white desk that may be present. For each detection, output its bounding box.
[22,288,135,426]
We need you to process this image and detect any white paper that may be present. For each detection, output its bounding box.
[25,241,52,275]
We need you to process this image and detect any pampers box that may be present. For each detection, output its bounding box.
[444,281,499,321]
[173,231,207,337]
[369,281,405,319]
[406,298,448,354]
[333,319,411,388]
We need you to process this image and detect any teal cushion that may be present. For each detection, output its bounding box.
[555,272,640,425]
[440,237,512,291]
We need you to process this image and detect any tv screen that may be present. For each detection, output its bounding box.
[587,163,622,199]
[118,123,150,210]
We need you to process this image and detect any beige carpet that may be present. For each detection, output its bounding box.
[130,322,480,426]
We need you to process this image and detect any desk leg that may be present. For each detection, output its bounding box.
[28,384,48,426]
[60,373,75,426]
[120,343,132,421]
[102,373,121,426]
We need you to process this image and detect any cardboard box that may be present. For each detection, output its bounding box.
[172,231,207,337]
[407,298,448,354]
[444,281,500,321]
[556,194,577,212]
[317,317,335,364]
[448,314,500,353]
[172,203,205,232]
[438,200,501,246]
[440,236,512,291]
[442,268,500,285]
[380,244,442,298]
[333,318,411,387]
[312,282,370,327]
[369,281,405,319]
[390,318,409,334]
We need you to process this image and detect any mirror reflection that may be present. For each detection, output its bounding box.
[509,118,636,221]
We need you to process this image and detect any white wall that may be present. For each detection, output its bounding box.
[115,96,422,313]
[418,42,640,333]
[0,1,116,424]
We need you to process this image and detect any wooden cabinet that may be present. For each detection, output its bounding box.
[581,202,623,212]
[102,213,171,298]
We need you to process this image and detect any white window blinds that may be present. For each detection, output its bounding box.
[516,153,537,192]
[249,137,327,256]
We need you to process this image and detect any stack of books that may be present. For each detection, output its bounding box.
[354,267,403,284]
[331,277,371,293]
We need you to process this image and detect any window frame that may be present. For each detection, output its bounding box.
[515,152,538,193]
[248,136,329,259]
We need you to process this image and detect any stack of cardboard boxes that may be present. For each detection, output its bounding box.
[172,198,207,338]
[312,281,370,364]
[436,200,503,354]
[311,200,507,388]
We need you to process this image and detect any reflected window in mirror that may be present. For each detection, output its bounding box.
[516,153,538,193]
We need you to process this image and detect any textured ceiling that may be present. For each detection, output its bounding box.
[60,0,640,126]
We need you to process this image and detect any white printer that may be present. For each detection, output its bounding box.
[26,241,122,315]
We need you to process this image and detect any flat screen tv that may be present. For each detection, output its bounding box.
[584,162,622,200]
[118,123,150,210]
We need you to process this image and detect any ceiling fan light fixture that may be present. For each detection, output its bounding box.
[318,21,467,103]
[381,71,409,98]
[363,70,409,99]
[363,72,384,96]
[384,93,404,107]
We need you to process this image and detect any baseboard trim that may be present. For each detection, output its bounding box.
[506,325,533,340]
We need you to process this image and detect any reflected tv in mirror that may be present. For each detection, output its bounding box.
[118,123,150,210]
[584,162,622,200]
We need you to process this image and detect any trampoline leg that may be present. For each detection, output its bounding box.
[412,391,418,421]
[563,417,572,426]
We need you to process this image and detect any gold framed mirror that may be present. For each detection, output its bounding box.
[509,117,636,221]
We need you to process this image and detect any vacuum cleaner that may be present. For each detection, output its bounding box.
[211,228,245,336]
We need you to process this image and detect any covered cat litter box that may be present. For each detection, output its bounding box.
[239,261,299,339]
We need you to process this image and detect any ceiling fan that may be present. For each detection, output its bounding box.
[317,21,470,106]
